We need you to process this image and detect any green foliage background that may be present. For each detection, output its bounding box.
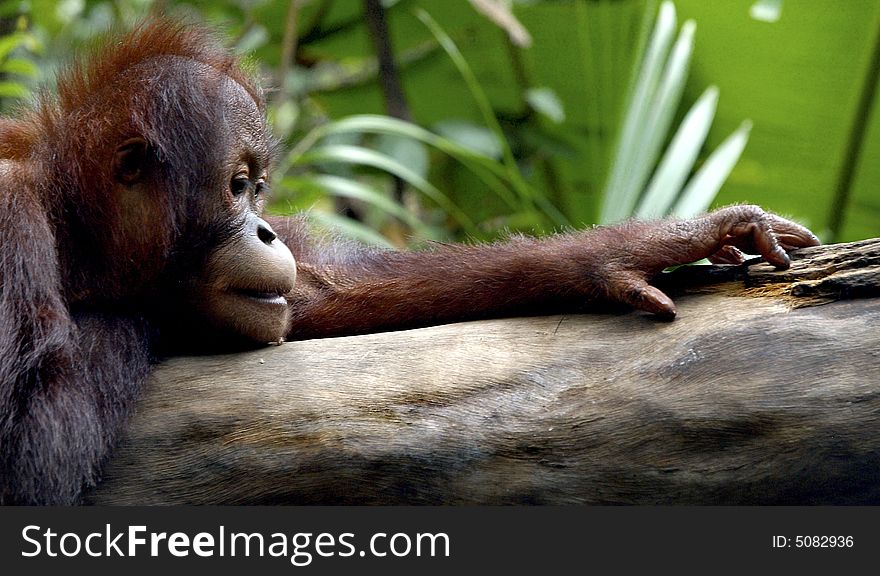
[2,0,878,244]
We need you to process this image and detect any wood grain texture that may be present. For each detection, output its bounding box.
[92,239,880,504]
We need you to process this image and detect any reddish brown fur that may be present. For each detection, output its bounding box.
[56,21,262,114]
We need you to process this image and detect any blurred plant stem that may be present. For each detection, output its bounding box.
[827,4,880,242]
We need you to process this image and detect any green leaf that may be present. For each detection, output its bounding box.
[525,87,566,124]
[0,33,24,61]
[601,0,678,223]
[295,174,433,236]
[636,86,719,218]
[295,114,521,210]
[270,100,300,140]
[433,120,503,159]
[375,133,429,180]
[305,211,397,249]
[0,57,38,77]
[672,120,753,217]
[0,80,29,98]
[749,0,784,23]
[295,144,477,233]
[624,19,696,207]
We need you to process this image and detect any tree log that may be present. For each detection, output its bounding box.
[92,239,880,504]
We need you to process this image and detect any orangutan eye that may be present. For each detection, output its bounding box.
[231,175,251,196]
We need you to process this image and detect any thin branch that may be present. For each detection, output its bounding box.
[363,0,413,210]
[827,8,880,242]
[363,0,412,122]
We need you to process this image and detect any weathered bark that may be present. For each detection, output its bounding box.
[92,239,880,505]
